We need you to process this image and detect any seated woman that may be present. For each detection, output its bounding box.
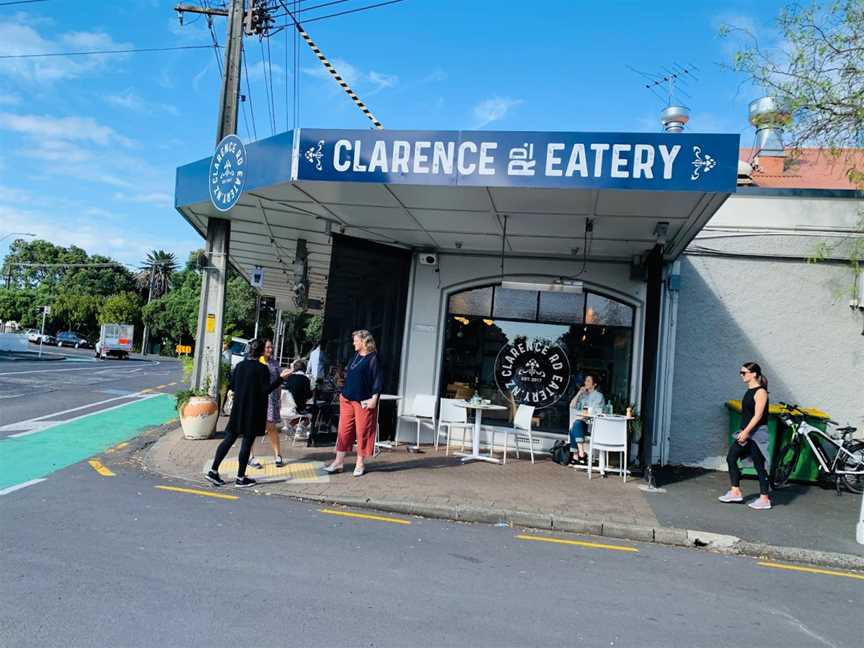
[568,373,605,465]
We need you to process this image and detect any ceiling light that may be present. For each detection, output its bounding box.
[500,280,583,294]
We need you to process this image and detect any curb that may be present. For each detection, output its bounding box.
[140,433,864,573]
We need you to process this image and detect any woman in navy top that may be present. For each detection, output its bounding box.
[324,329,384,477]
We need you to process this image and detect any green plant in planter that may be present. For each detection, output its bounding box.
[175,387,212,411]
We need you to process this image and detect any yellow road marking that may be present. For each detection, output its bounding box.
[114,442,129,449]
[155,485,239,501]
[757,561,864,581]
[320,508,411,525]
[88,459,115,477]
[515,534,639,553]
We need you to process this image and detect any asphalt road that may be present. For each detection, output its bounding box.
[1,444,861,648]
[0,346,182,438]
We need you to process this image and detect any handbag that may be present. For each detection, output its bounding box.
[550,439,572,466]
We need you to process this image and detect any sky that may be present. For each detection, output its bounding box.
[0,0,789,269]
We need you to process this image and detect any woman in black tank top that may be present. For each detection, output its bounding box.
[718,362,772,510]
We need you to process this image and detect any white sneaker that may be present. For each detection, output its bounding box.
[718,491,744,503]
[747,498,772,510]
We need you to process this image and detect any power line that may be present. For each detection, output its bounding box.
[0,0,50,6]
[265,33,278,134]
[259,37,276,135]
[0,44,216,59]
[241,41,258,140]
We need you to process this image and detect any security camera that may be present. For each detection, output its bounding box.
[418,252,438,266]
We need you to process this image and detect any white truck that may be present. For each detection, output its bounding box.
[95,323,134,359]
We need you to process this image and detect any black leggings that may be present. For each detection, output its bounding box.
[727,439,770,495]
[212,425,257,478]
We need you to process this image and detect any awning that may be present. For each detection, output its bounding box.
[175,128,739,311]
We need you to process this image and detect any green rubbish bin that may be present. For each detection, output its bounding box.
[725,400,828,484]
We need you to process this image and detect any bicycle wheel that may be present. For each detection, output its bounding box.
[773,437,801,488]
[839,440,864,494]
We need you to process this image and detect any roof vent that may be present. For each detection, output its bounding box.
[660,105,690,133]
[749,97,791,157]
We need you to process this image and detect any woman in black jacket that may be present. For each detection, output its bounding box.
[206,338,291,488]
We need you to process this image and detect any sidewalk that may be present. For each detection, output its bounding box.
[144,418,864,569]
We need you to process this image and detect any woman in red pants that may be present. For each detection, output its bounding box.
[324,330,383,477]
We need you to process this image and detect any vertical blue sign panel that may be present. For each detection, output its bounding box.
[296,129,739,193]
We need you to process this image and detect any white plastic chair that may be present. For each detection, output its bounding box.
[587,416,628,482]
[502,404,536,465]
[399,394,438,450]
[436,398,473,454]
[281,390,312,447]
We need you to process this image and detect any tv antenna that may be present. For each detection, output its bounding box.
[627,62,699,107]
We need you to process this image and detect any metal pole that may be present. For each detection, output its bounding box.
[253,294,261,339]
[38,307,46,358]
[140,263,156,357]
[190,0,244,394]
[857,491,864,545]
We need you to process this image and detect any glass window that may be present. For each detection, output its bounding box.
[492,287,537,320]
[441,284,636,436]
[538,292,585,324]
[448,286,493,316]
[585,293,634,327]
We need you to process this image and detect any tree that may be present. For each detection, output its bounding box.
[53,293,101,335]
[139,250,178,300]
[723,1,864,287]
[99,292,142,327]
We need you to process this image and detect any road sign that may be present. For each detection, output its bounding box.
[206,313,216,333]
[175,344,192,355]
[251,266,264,288]
[42,305,51,315]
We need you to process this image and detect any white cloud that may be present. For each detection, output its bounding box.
[113,191,173,208]
[303,57,398,96]
[0,203,198,267]
[0,20,132,84]
[0,112,134,147]
[105,90,179,115]
[0,92,21,105]
[471,96,523,128]
[245,60,286,83]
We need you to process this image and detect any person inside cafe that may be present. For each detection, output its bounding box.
[568,372,606,466]
[282,358,313,439]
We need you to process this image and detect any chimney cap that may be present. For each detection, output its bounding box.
[748,97,791,129]
[660,105,690,133]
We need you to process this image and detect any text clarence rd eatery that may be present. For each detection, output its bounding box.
[330,138,682,179]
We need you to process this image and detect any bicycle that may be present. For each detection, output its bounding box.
[772,402,864,494]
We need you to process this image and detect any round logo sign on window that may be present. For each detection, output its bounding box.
[495,340,571,409]
[209,134,247,212]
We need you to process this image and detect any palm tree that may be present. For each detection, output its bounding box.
[140,250,178,300]
[140,250,178,355]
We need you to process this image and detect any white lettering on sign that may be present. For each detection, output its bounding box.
[324,138,691,181]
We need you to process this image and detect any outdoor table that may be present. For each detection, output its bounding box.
[570,410,634,474]
[374,394,402,454]
[453,401,508,464]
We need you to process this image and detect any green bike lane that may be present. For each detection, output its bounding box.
[0,394,177,493]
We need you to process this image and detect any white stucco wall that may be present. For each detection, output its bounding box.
[395,253,647,444]
[668,192,864,468]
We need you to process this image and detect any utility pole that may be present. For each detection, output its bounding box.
[140,264,156,357]
[176,0,244,394]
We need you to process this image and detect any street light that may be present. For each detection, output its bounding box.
[0,232,36,242]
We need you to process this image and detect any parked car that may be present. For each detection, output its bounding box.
[228,337,249,369]
[24,329,41,343]
[56,331,92,349]
[39,334,57,346]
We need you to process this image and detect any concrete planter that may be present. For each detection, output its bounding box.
[179,396,219,440]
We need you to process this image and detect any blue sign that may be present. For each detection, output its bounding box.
[209,134,247,211]
[297,129,739,193]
